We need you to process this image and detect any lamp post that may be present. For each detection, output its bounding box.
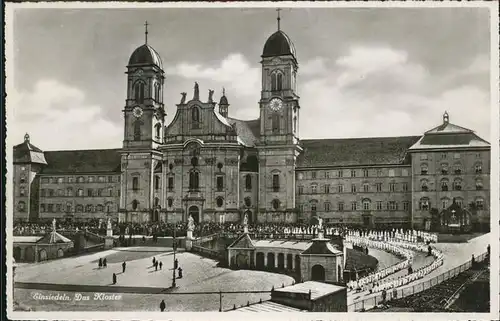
[172,219,176,288]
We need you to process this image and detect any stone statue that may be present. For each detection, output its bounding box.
[243,213,248,226]
[180,92,187,104]
[52,218,57,231]
[318,217,323,230]
[208,89,214,103]
[193,82,199,100]
[187,215,195,231]
[107,218,112,231]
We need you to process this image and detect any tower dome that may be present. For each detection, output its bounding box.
[128,44,163,69]
[262,30,297,59]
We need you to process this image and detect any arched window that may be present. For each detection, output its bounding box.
[66,202,72,212]
[133,120,142,141]
[310,200,318,214]
[154,197,160,208]
[475,197,485,210]
[154,176,161,190]
[167,198,173,208]
[419,198,430,211]
[191,106,200,128]
[271,71,283,91]
[362,199,371,211]
[272,199,280,211]
[272,114,280,133]
[441,163,449,175]
[189,171,200,190]
[441,178,449,191]
[134,82,145,103]
[154,83,161,102]
[476,178,483,190]
[106,203,112,212]
[453,178,462,191]
[454,198,464,208]
[244,197,251,207]
[66,187,73,197]
[420,164,428,175]
[475,163,483,174]
[272,173,280,192]
[311,183,318,194]
[420,179,429,192]
[245,174,252,190]
[132,200,139,210]
[216,196,224,208]
[155,123,161,139]
[132,177,139,190]
[76,204,83,213]
[77,176,85,183]
[453,163,462,175]
[18,201,26,212]
[77,189,84,197]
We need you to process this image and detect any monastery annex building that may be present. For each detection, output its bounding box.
[13,20,491,231]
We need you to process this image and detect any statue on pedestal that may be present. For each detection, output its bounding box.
[187,215,195,232]
[208,89,214,103]
[52,218,57,231]
[193,82,200,101]
[180,92,187,104]
[243,213,248,226]
[318,217,323,230]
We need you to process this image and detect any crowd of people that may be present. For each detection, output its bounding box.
[13,219,107,236]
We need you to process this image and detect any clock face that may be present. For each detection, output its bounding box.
[133,106,143,118]
[269,98,283,112]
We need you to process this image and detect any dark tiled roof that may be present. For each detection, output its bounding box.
[297,136,421,168]
[344,248,379,272]
[301,239,340,255]
[41,149,122,174]
[13,140,47,164]
[228,233,255,249]
[227,118,261,147]
[262,30,297,58]
[420,133,474,145]
[128,44,163,69]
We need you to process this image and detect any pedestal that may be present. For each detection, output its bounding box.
[105,236,114,249]
[244,225,248,233]
[186,230,193,251]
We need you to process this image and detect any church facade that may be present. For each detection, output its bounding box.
[12,22,491,231]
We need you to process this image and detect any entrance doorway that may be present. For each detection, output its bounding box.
[188,206,200,223]
[311,264,325,282]
[362,215,371,227]
[152,210,159,222]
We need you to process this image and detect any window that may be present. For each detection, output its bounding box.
[441,179,449,191]
[168,176,174,191]
[18,201,26,212]
[57,177,64,184]
[419,198,430,211]
[272,174,280,192]
[48,204,54,212]
[376,201,382,210]
[216,197,224,208]
[324,184,330,194]
[441,198,449,209]
[105,203,112,212]
[107,188,113,196]
[311,171,317,179]
[325,171,330,179]
[338,184,344,193]
[271,71,283,91]
[441,153,447,159]
[441,163,449,175]
[132,200,139,210]
[350,170,356,177]
[134,120,142,141]
[77,189,84,197]
[338,170,343,178]
[134,82,145,103]
[388,201,397,211]
[216,176,224,191]
[475,163,482,174]
[351,184,357,193]
[420,180,428,192]
[351,201,357,211]
[363,169,369,177]
[388,169,395,177]
[403,201,409,212]
[20,187,25,197]
[76,204,83,213]
[85,204,93,212]
[454,153,461,159]
[108,176,113,183]
[245,174,252,190]
[272,114,280,133]
[376,169,383,177]
[77,176,85,183]
[311,184,317,194]
[96,204,104,212]
[324,202,331,212]
[298,185,304,194]
[244,197,251,207]
[98,176,105,183]
[189,171,200,190]
[362,199,371,211]
[476,179,483,190]
[191,107,200,128]
[476,198,484,210]
[97,189,103,197]
[154,176,161,190]
[453,179,462,191]
[40,189,46,197]
[132,177,139,190]
[310,201,317,214]
[40,204,46,212]
[87,189,93,197]
[402,183,408,192]
[272,199,280,210]
[167,198,173,208]
[420,164,428,175]
[363,183,369,192]
[454,164,462,175]
[299,204,304,213]
[48,189,54,197]
[66,187,73,197]
[56,189,63,196]
[88,176,95,183]
[390,183,397,192]
[455,198,464,207]
[376,183,382,192]
[420,154,428,160]
[338,202,344,211]
[41,177,49,184]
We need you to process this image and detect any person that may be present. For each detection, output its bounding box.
[155,261,158,271]
[160,299,166,312]
[178,267,183,278]
[174,259,179,269]
[153,257,156,265]
[103,258,107,268]
[159,261,163,270]
[122,261,126,273]
[112,273,117,285]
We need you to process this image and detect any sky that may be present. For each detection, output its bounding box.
[7,5,493,151]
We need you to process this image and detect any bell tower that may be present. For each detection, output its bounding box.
[257,11,302,224]
[120,22,166,223]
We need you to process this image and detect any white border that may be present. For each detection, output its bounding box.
[5,1,499,320]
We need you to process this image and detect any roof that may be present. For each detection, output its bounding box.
[227,233,255,249]
[128,44,163,70]
[227,118,260,147]
[301,238,342,255]
[13,134,47,165]
[13,236,43,243]
[262,30,297,59]
[297,136,421,168]
[41,148,122,174]
[409,132,489,151]
[219,94,229,105]
[344,248,379,272]
[273,281,345,300]
[36,231,73,244]
[230,301,303,312]
[253,240,311,251]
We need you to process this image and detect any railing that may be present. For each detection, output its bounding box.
[347,251,488,312]
[191,245,224,261]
